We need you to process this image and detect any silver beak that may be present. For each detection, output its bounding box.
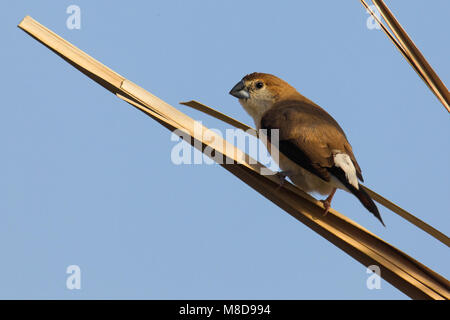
[229,80,250,99]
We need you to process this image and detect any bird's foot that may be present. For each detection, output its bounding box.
[320,199,331,216]
[275,170,293,189]
[320,188,337,216]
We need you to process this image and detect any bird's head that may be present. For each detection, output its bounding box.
[229,72,299,125]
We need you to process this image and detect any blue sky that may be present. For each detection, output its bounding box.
[0,1,448,299]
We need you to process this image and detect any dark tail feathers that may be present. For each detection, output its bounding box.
[352,185,385,227]
[328,167,385,226]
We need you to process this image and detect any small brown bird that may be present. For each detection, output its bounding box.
[229,72,384,226]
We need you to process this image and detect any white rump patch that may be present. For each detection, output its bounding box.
[333,153,359,190]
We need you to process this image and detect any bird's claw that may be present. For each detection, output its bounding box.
[320,188,336,216]
[320,199,331,216]
[275,170,292,189]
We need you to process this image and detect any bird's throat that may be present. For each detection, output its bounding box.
[239,98,273,129]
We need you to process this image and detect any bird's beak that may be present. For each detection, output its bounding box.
[229,80,250,99]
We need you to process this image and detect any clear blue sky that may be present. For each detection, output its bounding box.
[1,1,448,299]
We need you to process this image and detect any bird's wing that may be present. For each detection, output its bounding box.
[260,99,385,225]
[260,99,364,183]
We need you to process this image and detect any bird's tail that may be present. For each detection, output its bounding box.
[328,167,385,226]
[352,184,385,226]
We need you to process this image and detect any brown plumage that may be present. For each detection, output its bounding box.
[261,99,363,182]
[229,72,384,226]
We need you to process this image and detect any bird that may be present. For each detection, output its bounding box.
[229,72,384,226]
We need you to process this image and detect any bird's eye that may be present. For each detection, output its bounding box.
[255,81,264,89]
